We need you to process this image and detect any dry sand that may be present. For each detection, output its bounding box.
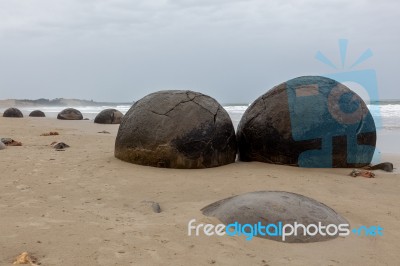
[0,117,399,265]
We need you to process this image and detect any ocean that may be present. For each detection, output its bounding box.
[2,101,399,156]
[9,102,398,129]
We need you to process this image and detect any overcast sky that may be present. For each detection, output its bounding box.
[0,0,399,104]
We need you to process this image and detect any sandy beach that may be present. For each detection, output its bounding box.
[0,116,398,265]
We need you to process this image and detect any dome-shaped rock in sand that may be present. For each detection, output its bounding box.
[57,108,83,120]
[3,108,23,118]
[29,110,46,117]
[201,191,349,243]
[237,76,376,168]
[94,109,123,124]
[115,90,237,168]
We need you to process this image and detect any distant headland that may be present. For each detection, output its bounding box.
[0,98,133,107]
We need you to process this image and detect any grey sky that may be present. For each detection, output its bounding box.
[0,0,399,104]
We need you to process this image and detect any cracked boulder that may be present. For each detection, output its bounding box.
[94,109,123,124]
[237,76,376,167]
[57,108,83,120]
[115,90,237,168]
[29,110,46,117]
[3,107,23,118]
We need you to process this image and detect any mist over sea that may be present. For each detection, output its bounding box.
[1,101,399,156]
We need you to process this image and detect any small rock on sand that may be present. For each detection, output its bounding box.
[51,142,70,150]
[1,138,22,146]
[151,202,162,213]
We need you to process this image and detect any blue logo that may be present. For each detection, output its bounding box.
[351,225,384,236]
[285,39,381,167]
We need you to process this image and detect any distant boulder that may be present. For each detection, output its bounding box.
[57,108,83,120]
[29,110,46,117]
[3,108,23,118]
[0,141,5,150]
[115,90,237,168]
[94,109,123,124]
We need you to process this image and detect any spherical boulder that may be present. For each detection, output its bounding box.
[201,191,349,243]
[115,90,237,168]
[3,108,23,118]
[237,76,376,168]
[29,110,46,117]
[57,108,83,120]
[94,109,123,124]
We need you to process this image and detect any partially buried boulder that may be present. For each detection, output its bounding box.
[57,108,83,120]
[115,90,237,168]
[3,108,23,118]
[29,110,46,117]
[201,191,349,243]
[0,141,5,150]
[94,109,123,124]
[237,76,376,168]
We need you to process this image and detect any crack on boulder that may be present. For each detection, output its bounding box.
[191,97,218,118]
[164,99,192,115]
[213,107,220,124]
[149,109,170,117]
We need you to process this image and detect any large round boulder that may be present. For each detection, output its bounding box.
[3,108,23,118]
[57,108,83,120]
[202,191,349,243]
[237,76,376,168]
[29,110,46,117]
[94,109,123,124]
[115,90,237,168]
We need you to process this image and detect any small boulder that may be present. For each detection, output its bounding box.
[94,109,124,124]
[1,138,22,146]
[29,110,46,117]
[0,141,6,150]
[367,162,394,172]
[3,107,23,118]
[50,141,70,150]
[57,108,83,120]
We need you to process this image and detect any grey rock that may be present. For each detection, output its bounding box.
[201,191,349,243]
[367,162,394,172]
[3,108,23,118]
[29,110,46,117]
[52,142,70,149]
[237,76,376,168]
[115,90,237,168]
[1,138,12,144]
[57,108,83,120]
[0,141,6,150]
[151,202,162,213]
[0,138,22,146]
[94,109,123,124]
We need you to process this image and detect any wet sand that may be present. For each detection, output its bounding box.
[0,117,399,265]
